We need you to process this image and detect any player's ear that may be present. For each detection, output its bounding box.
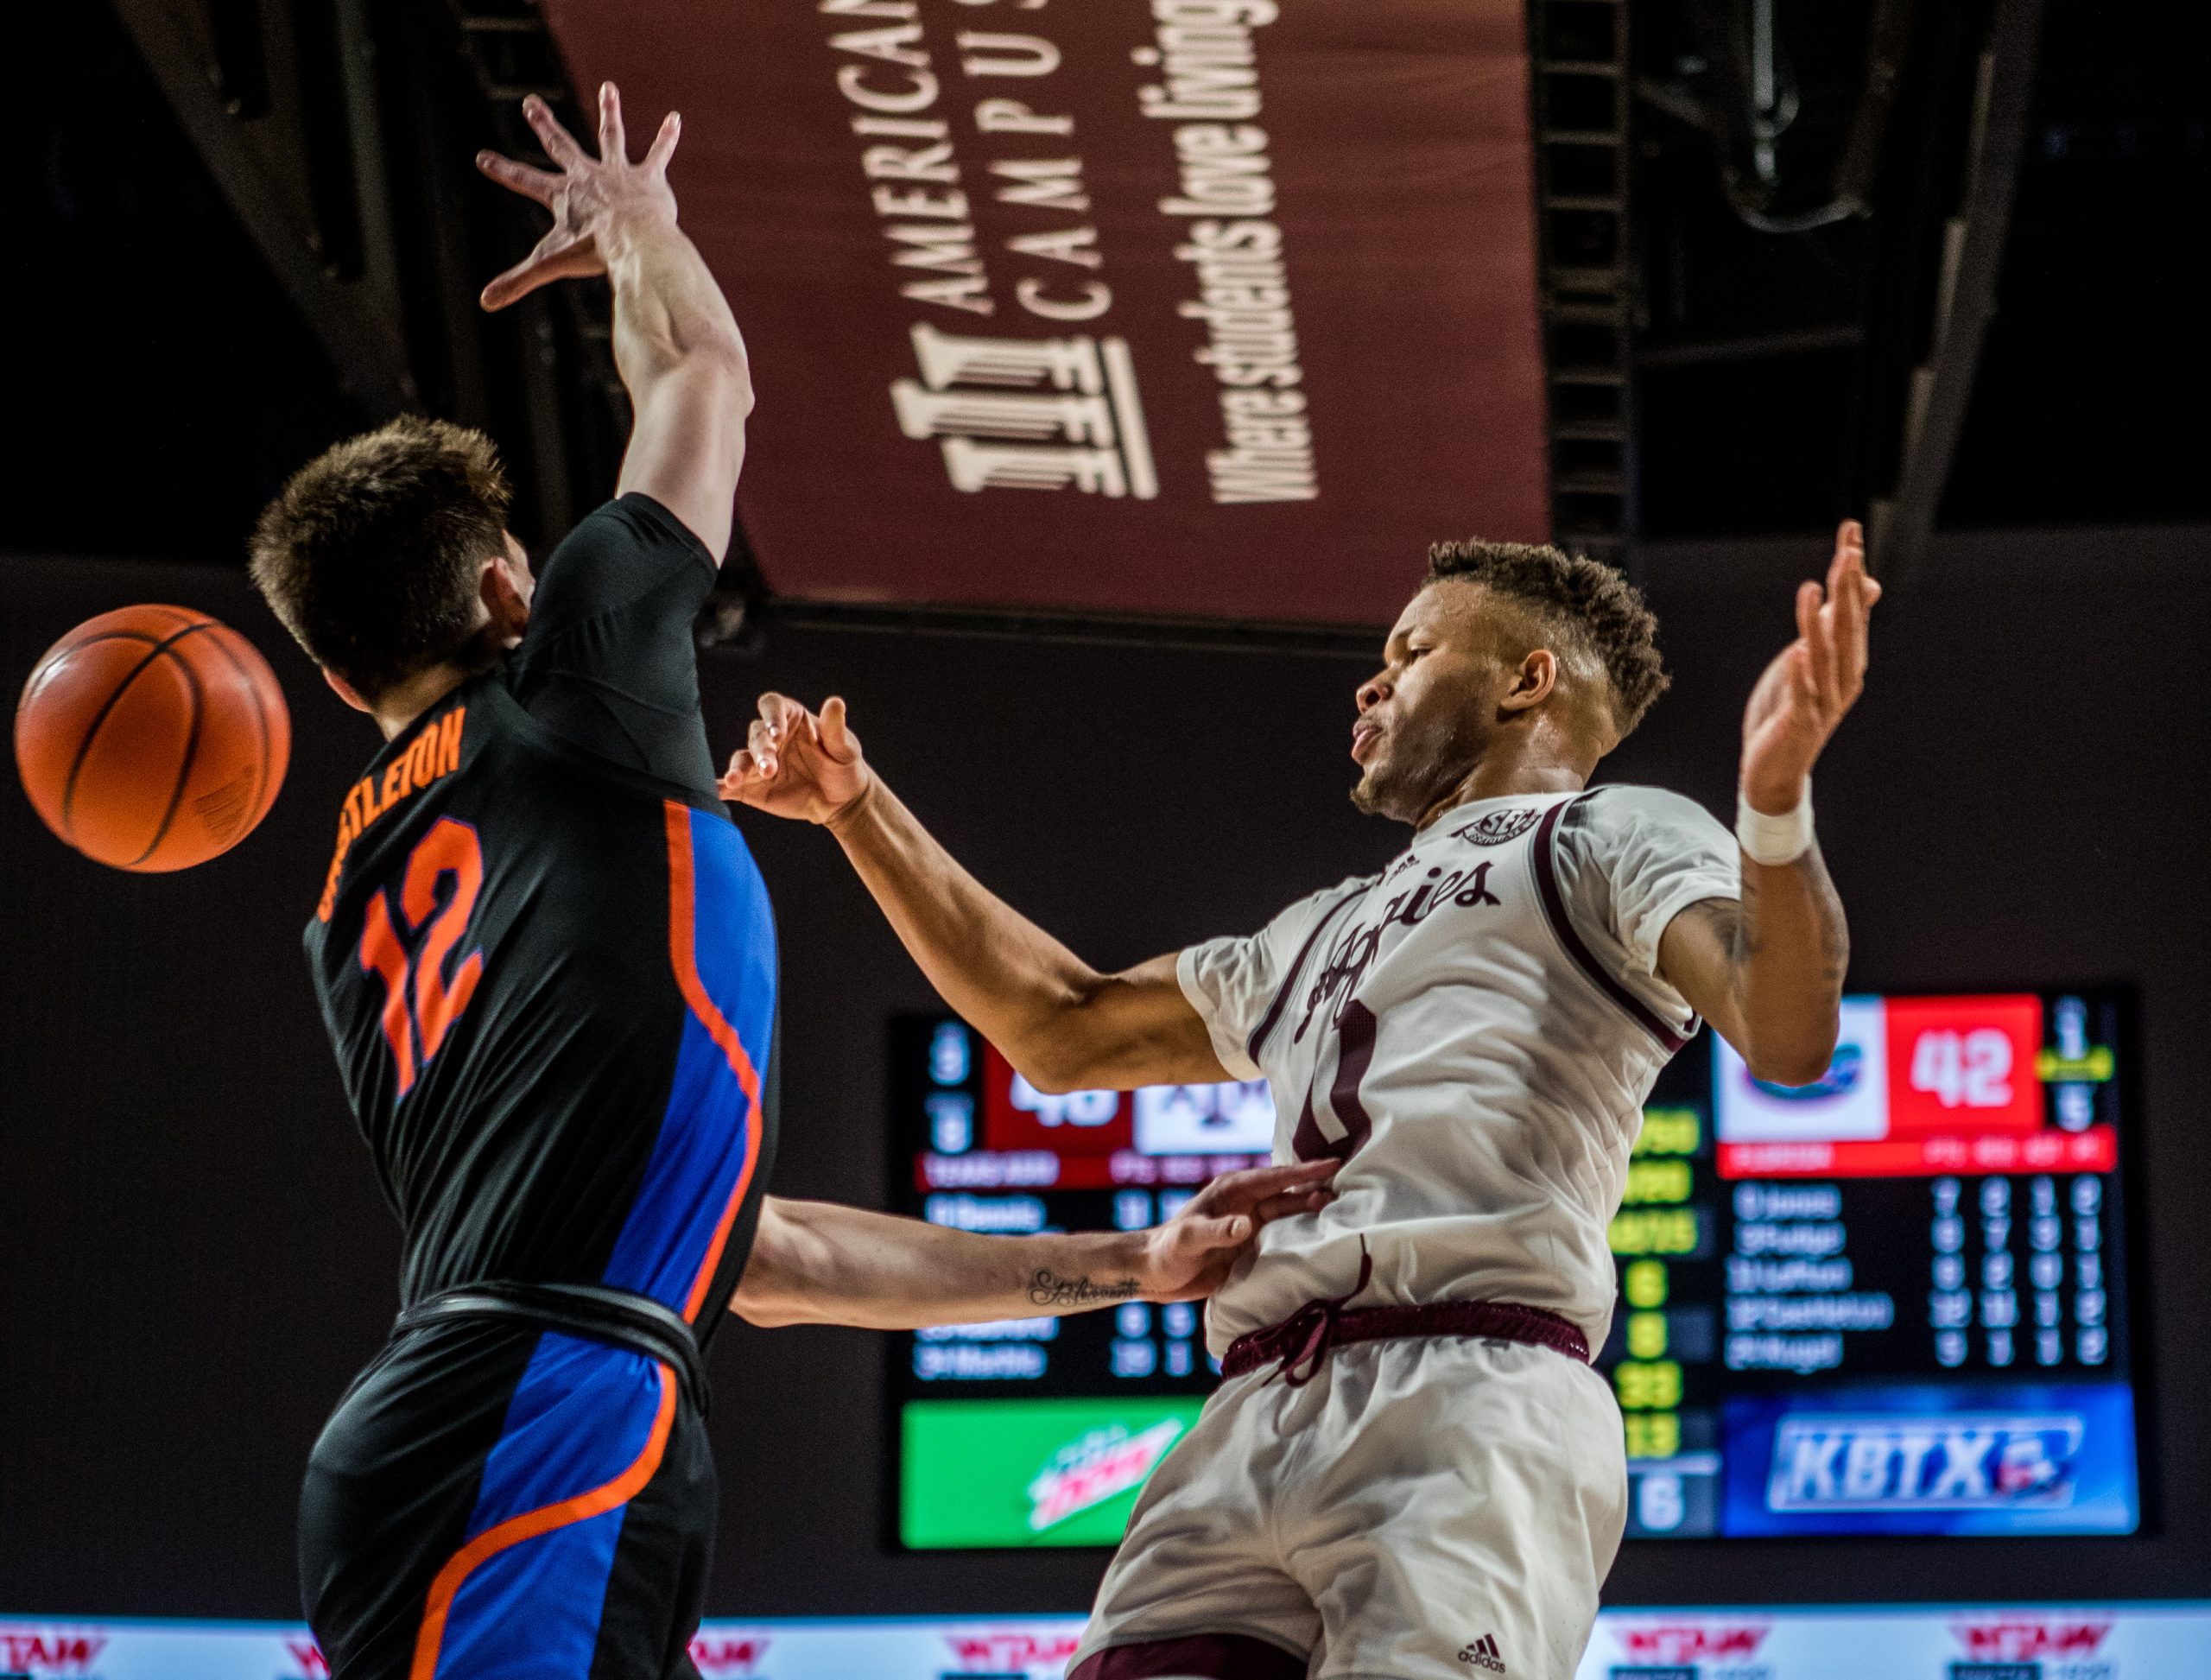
[323,669,372,713]
[1498,648,1558,713]
[480,539,532,641]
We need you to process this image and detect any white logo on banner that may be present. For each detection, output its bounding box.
[893,323,1157,498]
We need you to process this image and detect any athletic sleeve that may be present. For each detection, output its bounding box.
[1175,878,1370,1080]
[504,493,722,796]
[1555,785,1741,984]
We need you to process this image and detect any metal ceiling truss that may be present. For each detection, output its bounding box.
[1528,0,1637,571]
[105,0,687,563]
[1866,0,2046,583]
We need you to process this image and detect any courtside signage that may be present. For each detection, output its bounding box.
[3,1606,2206,1679]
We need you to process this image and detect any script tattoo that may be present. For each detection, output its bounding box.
[1027,1271,1142,1308]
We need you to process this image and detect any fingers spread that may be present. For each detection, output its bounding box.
[476,151,561,206]
[523,95,586,166]
[644,111,682,172]
[480,256,543,312]
[598,81,626,163]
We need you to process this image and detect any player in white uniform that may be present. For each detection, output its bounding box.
[721,523,1878,1680]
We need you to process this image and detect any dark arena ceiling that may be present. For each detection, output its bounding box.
[4,0,2204,624]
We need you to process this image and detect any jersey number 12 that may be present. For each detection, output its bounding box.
[357,819,485,1097]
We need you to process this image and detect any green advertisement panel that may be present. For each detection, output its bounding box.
[901,1397,1207,1549]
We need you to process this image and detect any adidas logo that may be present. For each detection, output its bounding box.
[1458,1633,1507,1672]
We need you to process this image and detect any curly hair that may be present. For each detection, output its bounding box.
[1424,538,1669,735]
[249,415,513,697]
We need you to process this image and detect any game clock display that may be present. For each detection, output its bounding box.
[885,990,2144,1550]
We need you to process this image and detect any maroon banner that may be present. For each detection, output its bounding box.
[541,0,1549,625]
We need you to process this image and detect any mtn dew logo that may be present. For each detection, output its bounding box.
[1028,1418,1186,1531]
[902,1398,1203,1548]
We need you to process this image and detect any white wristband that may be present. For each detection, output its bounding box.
[1737,782,1815,866]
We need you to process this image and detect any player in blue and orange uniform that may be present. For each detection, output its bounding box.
[249,89,1336,1680]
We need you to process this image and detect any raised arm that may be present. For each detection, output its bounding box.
[732,1162,1336,1330]
[1658,520,1880,1085]
[477,85,752,561]
[719,695,1228,1094]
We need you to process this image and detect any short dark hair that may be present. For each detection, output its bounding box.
[249,415,513,697]
[1424,538,1669,735]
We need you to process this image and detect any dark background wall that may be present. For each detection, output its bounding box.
[3,524,2208,1619]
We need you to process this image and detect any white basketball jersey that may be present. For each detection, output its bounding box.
[1179,784,1740,1355]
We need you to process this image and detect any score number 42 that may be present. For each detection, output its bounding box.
[1910,1028,2014,1108]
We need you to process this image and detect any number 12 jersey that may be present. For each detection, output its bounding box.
[301,494,776,1333]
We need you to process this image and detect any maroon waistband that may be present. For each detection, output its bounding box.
[1220,1296,1591,1385]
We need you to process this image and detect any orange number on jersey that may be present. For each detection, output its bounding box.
[356,819,486,1097]
[404,819,486,1059]
[358,895,417,1094]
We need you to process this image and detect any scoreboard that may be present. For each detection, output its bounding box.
[1608,987,2138,1538]
[885,990,2142,1549]
[885,1017,1272,1548]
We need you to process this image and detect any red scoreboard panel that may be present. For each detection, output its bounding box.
[1713,993,2117,1181]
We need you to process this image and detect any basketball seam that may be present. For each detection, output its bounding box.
[186,624,274,835]
[130,639,212,867]
[55,623,212,854]
[18,631,164,727]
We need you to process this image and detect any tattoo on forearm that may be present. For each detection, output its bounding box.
[1733,852,1847,987]
[1027,1270,1141,1308]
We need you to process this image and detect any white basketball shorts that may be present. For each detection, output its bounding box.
[1067,1334,1628,1680]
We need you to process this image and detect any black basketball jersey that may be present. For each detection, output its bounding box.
[301,495,776,1336]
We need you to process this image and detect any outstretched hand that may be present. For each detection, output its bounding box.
[719,693,875,826]
[1740,518,1882,815]
[475,82,681,311]
[1135,1160,1339,1303]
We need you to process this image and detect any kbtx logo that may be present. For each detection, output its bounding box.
[1768,1413,2083,1511]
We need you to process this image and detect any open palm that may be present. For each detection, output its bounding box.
[475,83,681,312]
[1740,519,1881,814]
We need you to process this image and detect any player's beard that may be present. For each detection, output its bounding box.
[1350,708,1482,825]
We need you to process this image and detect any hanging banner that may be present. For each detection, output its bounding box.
[538,0,1550,624]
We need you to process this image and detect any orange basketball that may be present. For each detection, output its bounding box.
[15,605,292,872]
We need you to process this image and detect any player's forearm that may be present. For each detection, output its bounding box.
[1730,846,1849,1085]
[823,777,1142,1090]
[599,209,751,403]
[731,1197,1146,1331]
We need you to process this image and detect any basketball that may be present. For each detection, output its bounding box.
[14,605,292,872]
